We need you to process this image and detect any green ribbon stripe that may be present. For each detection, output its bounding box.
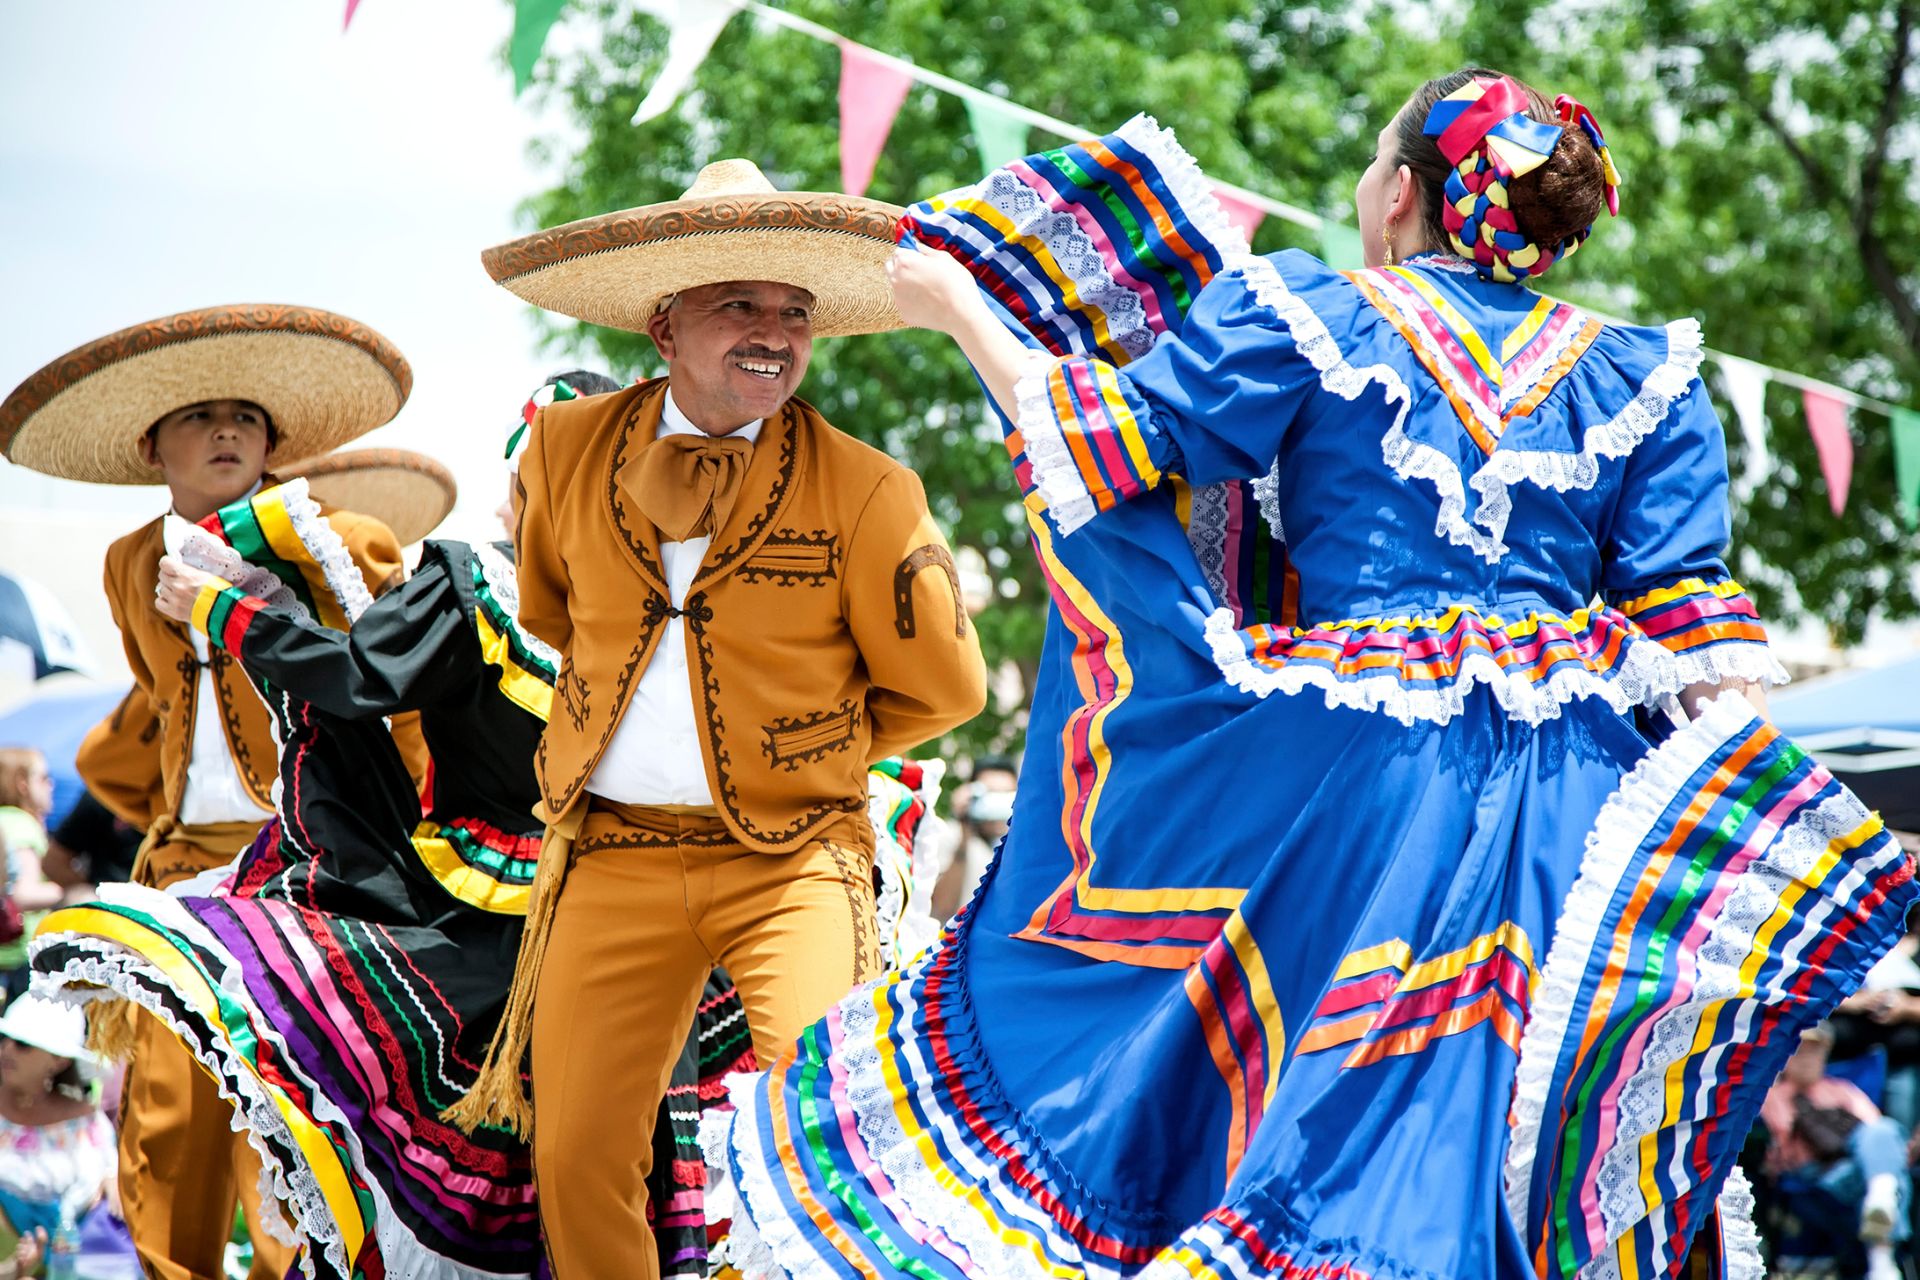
[472,563,557,681]
[796,1023,949,1280]
[203,588,240,650]
[430,822,540,884]
[337,919,460,1114]
[1549,745,1801,1273]
[1048,150,1200,317]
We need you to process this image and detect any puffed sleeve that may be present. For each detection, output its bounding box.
[188,549,476,720]
[1599,387,1785,686]
[1009,250,1336,535]
[332,509,432,790]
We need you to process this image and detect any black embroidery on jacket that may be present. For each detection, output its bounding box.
[761,701,862,772]
[740,528,840,587]
[685,595,864,848]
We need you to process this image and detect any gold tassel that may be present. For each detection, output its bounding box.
[441,805,582,1137]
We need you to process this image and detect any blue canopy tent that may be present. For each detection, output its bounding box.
[0,681,130,827]
[1772,655,1920,832]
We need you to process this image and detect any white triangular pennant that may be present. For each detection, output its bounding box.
[631,0,737,125]
[1717,356,1771,499]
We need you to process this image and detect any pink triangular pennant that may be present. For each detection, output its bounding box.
[1802,387,1854,516]
[1212,186,1265,249]
[838,42,914,197]
[343,0,363,30]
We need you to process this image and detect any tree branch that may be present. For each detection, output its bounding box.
[1709,25,1920,349]
[1856,1,1920,351]
[1707,35,1849,209]
[1859,0,1916,233]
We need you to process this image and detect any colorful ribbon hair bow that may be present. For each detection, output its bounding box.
[505,378,578,460]
[1555,93,1622,217]
[1422,75,1569,282]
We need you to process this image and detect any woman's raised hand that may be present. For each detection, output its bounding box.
[153,554,217,623]
[886,244,982,334]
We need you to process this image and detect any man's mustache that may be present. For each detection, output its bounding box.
[731,345,793,364]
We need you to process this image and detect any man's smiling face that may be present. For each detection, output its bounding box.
[645,280,815,433]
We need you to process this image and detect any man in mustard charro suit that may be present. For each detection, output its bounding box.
[0,305,428,1280]
[452,161,988,1277]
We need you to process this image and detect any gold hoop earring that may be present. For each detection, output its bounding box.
[1382,220,1397,267]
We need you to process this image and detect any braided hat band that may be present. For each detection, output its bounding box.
[1420,76,1621,283]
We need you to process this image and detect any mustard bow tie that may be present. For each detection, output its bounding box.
[629,433,753,542]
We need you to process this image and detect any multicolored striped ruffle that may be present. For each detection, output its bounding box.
[904,114,1245,537]
[190,578,267,654]
[1203,596,1784,726]
[1611,574,1784,685]
[1506,691,1914,1280]
[471,542,557,719]
[706,695,1910,1280]
[706,921,1486,1280]
[1010,354,1165,535]
[34,880,539,1280]
[903,115,1245,367]
[410,815,539,915]
[868,758,946,967]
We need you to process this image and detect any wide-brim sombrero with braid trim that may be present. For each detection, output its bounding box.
[0,304,412,486]
[282,447,459,546]
[482,159,906,338]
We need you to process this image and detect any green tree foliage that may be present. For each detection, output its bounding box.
[517,0,1919,751]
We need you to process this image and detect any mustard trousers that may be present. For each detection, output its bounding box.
[120,819,297,1280]
[531,800,878,1280]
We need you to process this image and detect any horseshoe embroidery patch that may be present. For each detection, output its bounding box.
[893,545,966,640]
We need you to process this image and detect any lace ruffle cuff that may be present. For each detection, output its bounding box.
[1610,575,1787,687]
[1011,352,1167,535]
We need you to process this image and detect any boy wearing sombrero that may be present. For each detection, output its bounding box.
[0,304,430,1280]
[450,161,987,1276]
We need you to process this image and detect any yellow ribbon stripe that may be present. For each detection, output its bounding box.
[42,906,366,1257]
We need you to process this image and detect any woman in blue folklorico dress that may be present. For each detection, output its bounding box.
[705,70,1916,1280]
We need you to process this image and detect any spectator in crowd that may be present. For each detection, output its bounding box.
[0,995,115,1276]
[931,755,1017,921]
[0,750,62,1006]
[39,792,143,898]
[1760,1022,1909,1280]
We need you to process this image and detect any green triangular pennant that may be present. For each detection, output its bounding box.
[510,0,570,94]
[1320,223,1364,271]
[1894,407,1920,529]
[965,93,1029,178]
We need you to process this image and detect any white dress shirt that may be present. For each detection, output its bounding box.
[585,390,762,807]
[163,490,274,824]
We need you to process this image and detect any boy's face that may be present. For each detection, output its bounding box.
[141,399,272,502]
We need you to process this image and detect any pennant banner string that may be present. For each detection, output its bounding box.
[452,0,1911,432]
[722,0,1912,428]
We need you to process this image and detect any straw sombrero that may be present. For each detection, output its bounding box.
[482,160,905,338]
[0,304,412,485]
[283,447,459,546]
